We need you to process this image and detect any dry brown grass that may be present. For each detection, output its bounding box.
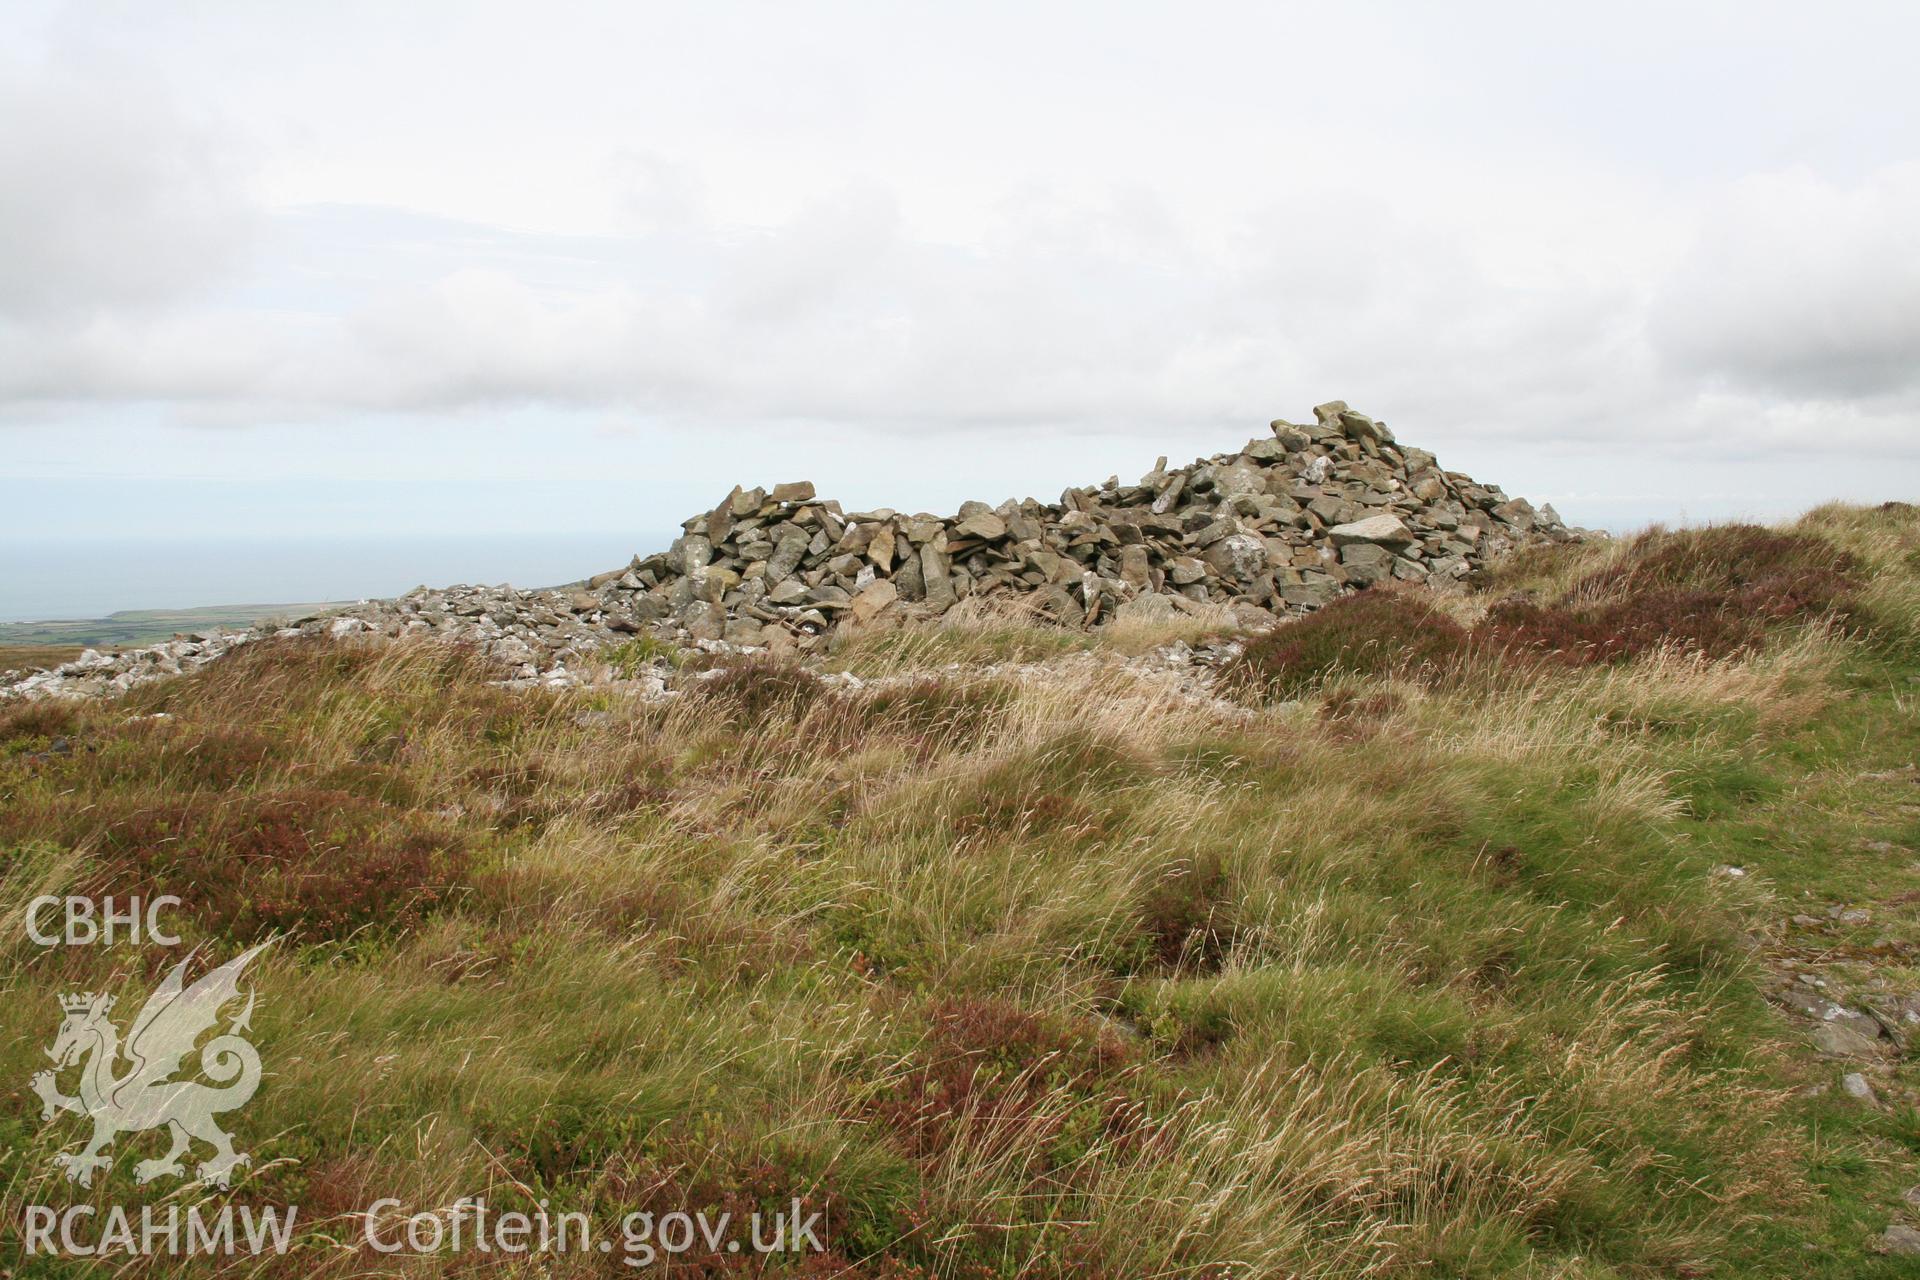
[0,643,87,674]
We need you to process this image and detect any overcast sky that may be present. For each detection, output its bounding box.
[3,1,1918,615]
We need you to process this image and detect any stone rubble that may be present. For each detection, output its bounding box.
[594,399,1582,650]
[3,402,1586,701]
[3,633,260,700]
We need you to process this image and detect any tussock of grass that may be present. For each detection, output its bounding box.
[3,504,1919,1276]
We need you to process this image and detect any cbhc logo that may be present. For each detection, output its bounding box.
[26,896,182,946]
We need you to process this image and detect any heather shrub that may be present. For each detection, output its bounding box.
[314,759,419,805]
[866,997,1138,1166]
[1579,525,1858,610]
[1225,589,1472,700]
[155,725,282,789]
[459,756,558,829]
[1129,854,1236,974]
[89,786,467,943]
[1314,686,1410,747]
[1483,525,1860,665]
[1480,590,1766,665]
[1792,501,1920,654]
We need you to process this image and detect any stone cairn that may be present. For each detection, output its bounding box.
[4,402,1582,698]
[593,400,1578,651]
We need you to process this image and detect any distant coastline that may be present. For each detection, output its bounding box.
[0,604,350,650]
[0,531,670,630]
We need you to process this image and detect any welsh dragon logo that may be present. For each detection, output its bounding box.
[31,944,269,1189]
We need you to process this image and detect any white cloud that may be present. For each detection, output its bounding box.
[1650,163,1920,402]
[1,0,1917,525]
[0,55,255,322]
[4,166,1918,472]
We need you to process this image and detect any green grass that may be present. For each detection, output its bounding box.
[2,504,1918,1276]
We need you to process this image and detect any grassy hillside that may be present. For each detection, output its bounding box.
[2,503,1918,1277]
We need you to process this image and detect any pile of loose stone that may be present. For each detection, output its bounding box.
[595,399,1579,648]
[2,402,1584,699]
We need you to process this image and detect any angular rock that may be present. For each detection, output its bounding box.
[867,524,897,569]
[1312,400,1350,426]
[1168,557,1207,585]
[955,511,1007,541]
[1204,533,1268,582]
[1327,514,1415,547]
[766,531,811,584]
[766,578,809,606]
[1814,1023,1884,1058]
[851,578,899,623]
[677,600,726,641]
[1281,577,1339,609]
[920,542,955,609]
[1337,409,1393,445]
[770,481,816,504]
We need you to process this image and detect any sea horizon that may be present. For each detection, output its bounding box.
[0,530,674,624]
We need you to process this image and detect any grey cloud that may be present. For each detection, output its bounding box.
[0,59,255,322]
[1650,165,1920,401]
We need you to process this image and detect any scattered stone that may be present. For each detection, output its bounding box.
[1882,1224,1920,1256]
[1841,1071,1877,1102]
[1814,1023,1884,1058]
[1777,986,1883,1043]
